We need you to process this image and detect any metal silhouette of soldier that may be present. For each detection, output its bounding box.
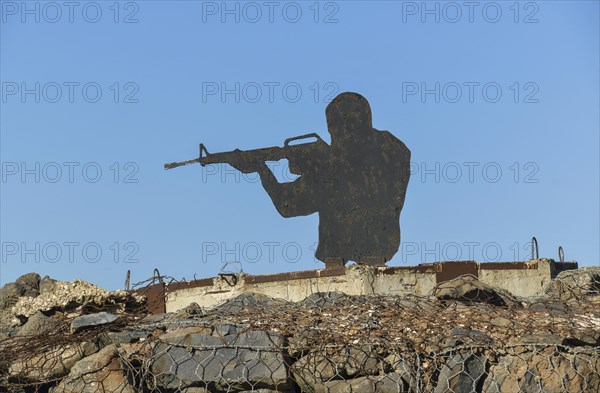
[165,92,411,268]
[243,92,410,268]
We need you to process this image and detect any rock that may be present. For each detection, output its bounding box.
[159,326,213,345]
[292,345,383,382]
[302,292,350,308]
[171,302,204,320]
[182,388,211,393]
[213,323,238,336]
[53,344,135,393]
[490,317,511,328]
[63,343,117,376]
[565,330,600,347]
[163,318,207,331]
[15,273,41,297]
[317,372,412,393]
[214,292,289,314]
[0,314,19,340]
[182,302,203,316]
[451,328,493,345]
[136,312,172,330]
[545,267,600,301]
[344,345,381,377]
[0,282,25,310]
[240,390,284,393]
[384,353,418,391]
[291,352,347,393]
[519,334,565,345]
[17,311,57,336]
[287,328,321,357]
[98,330,151,345]
[71,312,120,333]
[515,331,600,347]
[434,352,487,393]
[151,330,290,391]
[483,348,600,392]
[39,275,58,295]
[433,275,515,307]
[138,313,205,332]
[528,300,568,313]
[9,342,98,381]
[377,372,420,392]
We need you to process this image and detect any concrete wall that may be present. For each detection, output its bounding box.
[164,259,574,312]
[479,260,552,297]
[166,272,356,312]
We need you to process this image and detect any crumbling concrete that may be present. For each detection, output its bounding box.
[165,259,575,312]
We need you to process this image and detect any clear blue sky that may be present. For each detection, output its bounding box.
[1,1,598,290]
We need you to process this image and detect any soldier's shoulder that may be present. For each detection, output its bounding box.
[375,129,401,141]
[376,129,410,153]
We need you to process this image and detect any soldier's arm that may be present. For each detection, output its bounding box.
[256,163,318,217]
[380,130,411,209]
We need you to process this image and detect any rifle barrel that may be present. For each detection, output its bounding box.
[164,158,201,170]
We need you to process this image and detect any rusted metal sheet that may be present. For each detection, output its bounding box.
[165,93,411,268]
[435,261,478,284]
[244,267,347,285]
[167,278,214,291]
[479,262,538,270]
[550,261,578,278]
[136,283,166,315]
[377,265,435,275]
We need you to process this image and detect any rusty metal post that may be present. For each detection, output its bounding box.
[124,270,131,291]
[558,246,564,263]
[531,237,539,260]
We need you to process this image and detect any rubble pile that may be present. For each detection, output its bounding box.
[12,278,144,321]
[0,274,145,340]
[0,268,599,392]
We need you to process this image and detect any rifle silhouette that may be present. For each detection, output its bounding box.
[164,133,327,173]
